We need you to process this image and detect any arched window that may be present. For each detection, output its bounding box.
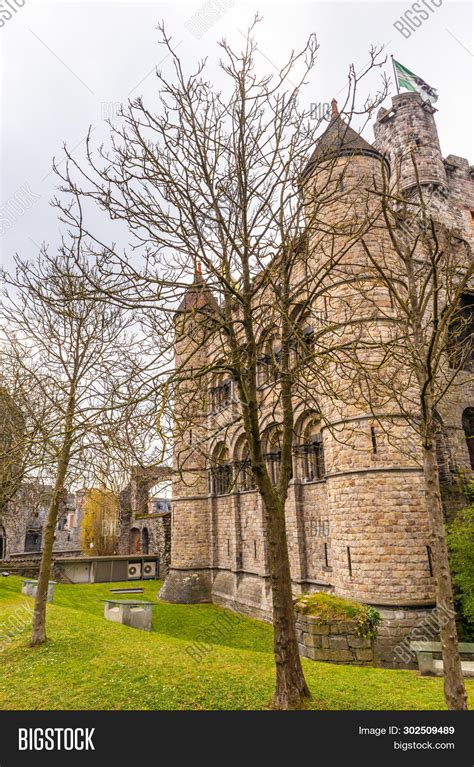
[448,292,474,370]
[290,303,315,362]
[462,407,474,470]
[257,333,281,385]
[24,529,42,553]
[209,443,232,496]
[263,428,283,486]
[233,436,256,492]
[141,527,150,555]
[434,412,456,483]
[209,375,233,412]
[130,527,141,554]
[299,418,325,481]
[24,511,42,553]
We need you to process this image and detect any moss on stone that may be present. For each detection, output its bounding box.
[294,593,381,639]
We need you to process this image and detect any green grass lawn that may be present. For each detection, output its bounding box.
[0,575,472,710]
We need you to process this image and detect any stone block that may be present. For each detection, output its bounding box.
[103,600,153,631]
[308,648,331,662]
[348,636,372,649]
[304,633,322,649]
[328,636,349,650]
[306,621,329,635]
[356,648,374,662]
[329,621,356,635]
[328,649,354,662]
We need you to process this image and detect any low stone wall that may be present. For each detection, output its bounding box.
[295,612,374,665]
[373,605,438,669]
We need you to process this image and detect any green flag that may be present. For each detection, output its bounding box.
[393,59,438,104]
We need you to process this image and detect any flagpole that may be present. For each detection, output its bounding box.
[391,55,400,95]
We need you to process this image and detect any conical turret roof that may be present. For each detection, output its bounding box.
[176,264,219,313]
[303,99,383,179]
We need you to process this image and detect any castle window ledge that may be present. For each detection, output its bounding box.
[321,566,333,573]
[378,107,396,123]
[235,488,258,495]
[292,578,334,588]
[135,511,171,520]
[421,101,437,114]
[301,477,327,486]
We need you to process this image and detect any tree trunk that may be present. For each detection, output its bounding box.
[423,443,468,710]
[262,495,311,709]
[31,417,73,647]
[30,461,68,646]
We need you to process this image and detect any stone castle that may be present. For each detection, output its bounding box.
[161,92,473,665]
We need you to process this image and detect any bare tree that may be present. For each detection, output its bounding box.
[0,241,159,645]
[51,20,388,708]
[0,383,25,515]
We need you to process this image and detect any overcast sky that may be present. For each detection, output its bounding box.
[0,0,472,269]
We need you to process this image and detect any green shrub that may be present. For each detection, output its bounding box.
[294,592,381,639]
[448,501,474,631]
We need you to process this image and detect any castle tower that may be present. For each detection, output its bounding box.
[373,92,447,193]
[301,101,435,644]
[159,268,217,603]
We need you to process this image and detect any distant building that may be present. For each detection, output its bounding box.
[0,482,84,560]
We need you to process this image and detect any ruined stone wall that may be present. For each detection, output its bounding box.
[127,513,171,577]
[0,484,83,561]
[117,465,173,576]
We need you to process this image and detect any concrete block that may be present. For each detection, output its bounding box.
[22,579,55,603]
[103,600,153,631]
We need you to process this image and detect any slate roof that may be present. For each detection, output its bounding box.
[303,100,383,179]
[177,269,219,313]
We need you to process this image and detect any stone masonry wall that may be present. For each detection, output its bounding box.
[296,612,374,665]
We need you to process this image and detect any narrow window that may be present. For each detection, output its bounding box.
[227,538,230,556]
[254,540,257,559]
[370,426,377,454]
[462,408,474,469]
[447,292,474,370]
[264,450,282,486]
[426,545,434,577]
[303,439,325,481]
[347,546,352,577]
[189,429,193,445]
[324,542,329,568]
